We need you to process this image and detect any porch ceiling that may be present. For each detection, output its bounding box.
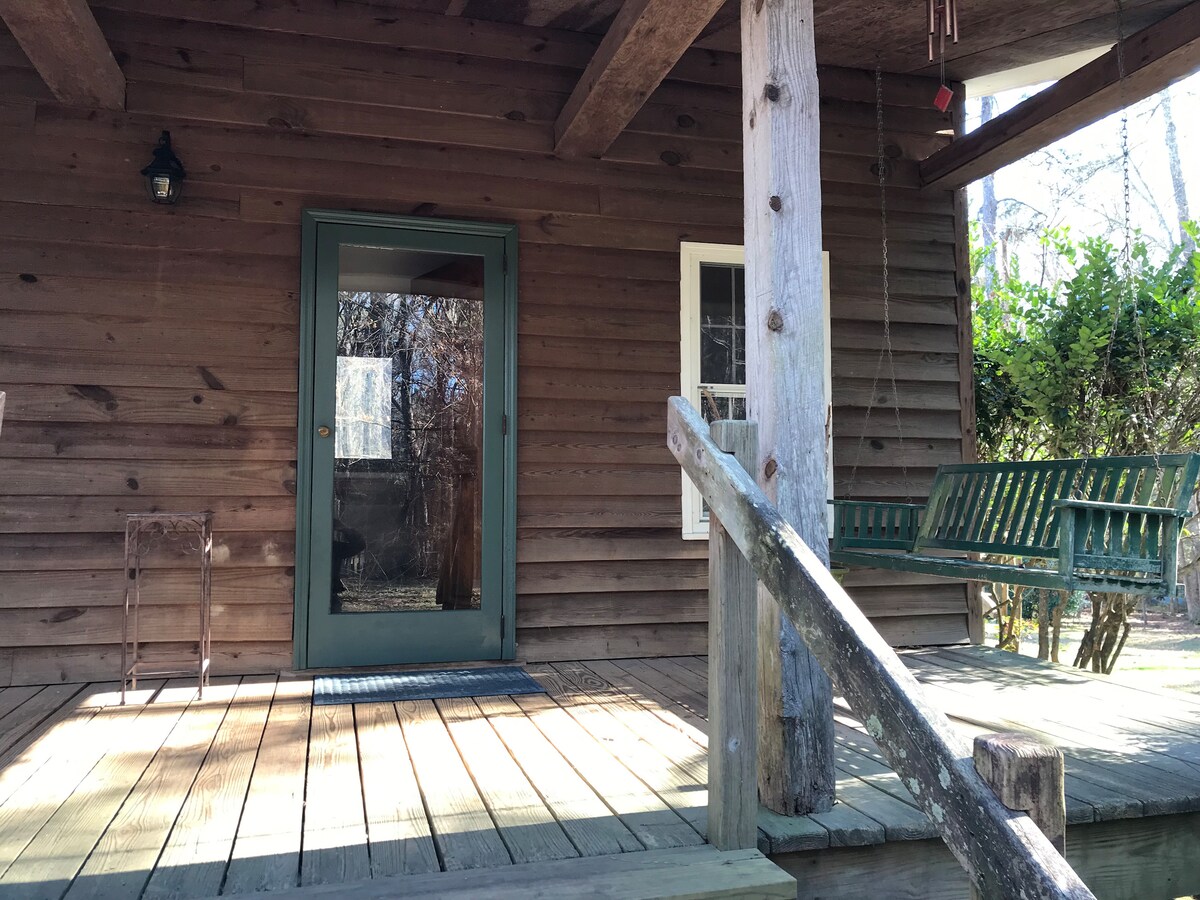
[368,0,1195,82]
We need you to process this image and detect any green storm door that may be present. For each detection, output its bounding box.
[297,212,515,669]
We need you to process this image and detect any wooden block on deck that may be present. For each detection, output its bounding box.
[195,846,795,899]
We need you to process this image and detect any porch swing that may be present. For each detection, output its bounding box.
[828,36,1200,598]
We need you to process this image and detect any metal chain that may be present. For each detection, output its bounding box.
[1087,0,1162,505]
[848,60,911,500]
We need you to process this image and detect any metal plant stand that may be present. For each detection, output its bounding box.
[122,512,213,705]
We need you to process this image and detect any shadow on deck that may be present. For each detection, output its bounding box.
[0,648,1195,898]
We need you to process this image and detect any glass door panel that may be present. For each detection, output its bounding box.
[301,217,509,668]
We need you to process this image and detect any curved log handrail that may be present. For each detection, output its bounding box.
[667,397,1094,900]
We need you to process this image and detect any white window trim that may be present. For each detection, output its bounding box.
[680,242,833,540]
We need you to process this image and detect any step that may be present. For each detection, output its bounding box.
[215,846,796,899]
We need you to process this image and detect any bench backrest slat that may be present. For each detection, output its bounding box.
[914,454,1200,560]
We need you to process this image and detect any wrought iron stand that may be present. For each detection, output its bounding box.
[122,512,213,705]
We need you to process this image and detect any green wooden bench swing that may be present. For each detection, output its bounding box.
[830,454,1200,596]
[828,64,1199,598]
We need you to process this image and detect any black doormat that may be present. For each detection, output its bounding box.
[313,666,545,706]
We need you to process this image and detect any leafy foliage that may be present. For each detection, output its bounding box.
[974,223,1200,462]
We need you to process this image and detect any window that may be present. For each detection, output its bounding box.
[679,242,832,540]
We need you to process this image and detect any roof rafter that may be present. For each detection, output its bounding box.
[920,0,1200,191]
[554,0,728,158]
[0,0,125,110]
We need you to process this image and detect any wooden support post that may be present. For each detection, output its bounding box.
[971,733,1067,899]
[708,420,760,851]
[740,0,835,815]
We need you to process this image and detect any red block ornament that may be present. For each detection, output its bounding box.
[934,83,954,112]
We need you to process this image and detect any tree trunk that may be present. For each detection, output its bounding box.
[1160,89,1192,250]
[979,95,1000,292]
[1182,496,1200,624]
[1187,567,1200,626]
[1037,591,1050,660]
[1050,599,1064,664]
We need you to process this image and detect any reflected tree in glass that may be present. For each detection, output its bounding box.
[332,277,484,614]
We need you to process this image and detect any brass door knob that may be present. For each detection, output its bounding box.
[317,426,331,438]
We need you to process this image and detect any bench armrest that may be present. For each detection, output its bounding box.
[1052,499,1185,517]
[1056,499,1183,582]
[830,500,924,551]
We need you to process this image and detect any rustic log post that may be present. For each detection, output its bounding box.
[970,733,1067,900]
[708,420,760,851]
[740,0,836,814]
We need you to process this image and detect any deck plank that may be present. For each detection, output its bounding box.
[835,703,1142,823]
[437,696,579,865]
[533,664,709,835]
[223,677,313,895]
[937,645,1200,714]
[299,701,371,887]
[207,846,796,900]
[584,660,710,741]
[0,683,86,759]
[829,733,937,842]
[62,680,241,900]
[396,698,511,872]
[903,658,1200,817]
[0,681,164,885]
[0,684,114,811]
[927,647,1200,745]
[0,686,43,727]
[510,691,702,850]
[4,680,236,900]
[907,655,1200,787]
[474,694,645,857]
[637,657,708,697]
[354,700,440,878]
[142,676,277,899]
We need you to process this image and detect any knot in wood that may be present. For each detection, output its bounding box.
[766,309,785,332]
[659,150,682,166]
[764,83,782,102]
[764,458,778,480]
[768,195,782,212]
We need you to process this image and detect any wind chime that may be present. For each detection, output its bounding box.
[927,0,960,111]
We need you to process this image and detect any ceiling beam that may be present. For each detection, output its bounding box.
[920,0,1200,191]
[554,0,727,158]
[0,0,124,110]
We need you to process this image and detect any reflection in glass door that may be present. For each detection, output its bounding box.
[332,247,484,615]
[298,213,515,668]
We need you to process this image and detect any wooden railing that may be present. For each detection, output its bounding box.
[667,398,1094,900]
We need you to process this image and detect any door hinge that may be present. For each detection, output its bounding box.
[502,252,509,275]
[502,413,508,435]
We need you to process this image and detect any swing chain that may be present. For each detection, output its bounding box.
[848,60,912,502]
[1075,0,1163,504]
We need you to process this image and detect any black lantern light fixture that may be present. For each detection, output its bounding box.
[141,130,186,204]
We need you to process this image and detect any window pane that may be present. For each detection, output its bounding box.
[699,263,745,385]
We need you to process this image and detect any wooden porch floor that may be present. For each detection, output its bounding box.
[0,649,1197,898]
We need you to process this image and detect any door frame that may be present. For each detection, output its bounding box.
[293,209,518,669]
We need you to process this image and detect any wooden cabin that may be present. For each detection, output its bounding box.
[0,0,1198,898]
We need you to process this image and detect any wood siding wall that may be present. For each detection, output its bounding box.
[0,0,969,685]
